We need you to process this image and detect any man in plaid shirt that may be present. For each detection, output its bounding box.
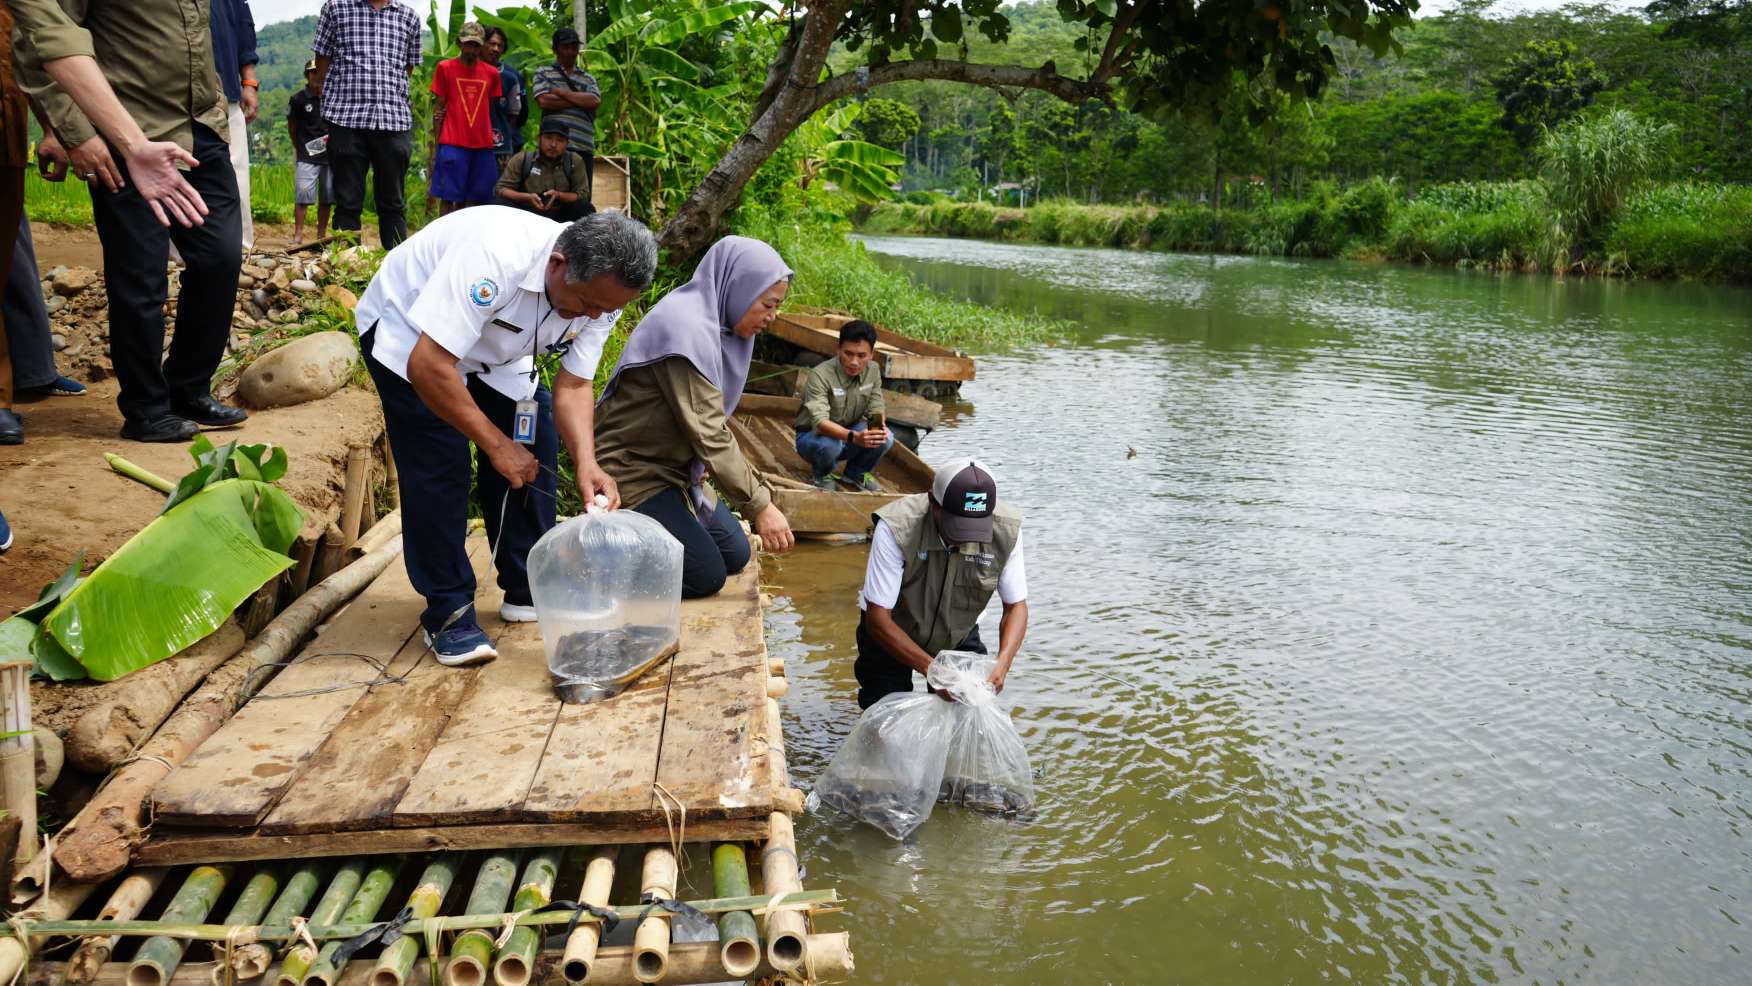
[312,0,421,249]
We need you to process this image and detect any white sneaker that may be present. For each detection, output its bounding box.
[500,602,538,623]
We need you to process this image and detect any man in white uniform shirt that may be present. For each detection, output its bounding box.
[856,459,1029,708]
[356,208,657,665]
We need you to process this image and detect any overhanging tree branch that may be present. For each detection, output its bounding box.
[805,58,1108,117]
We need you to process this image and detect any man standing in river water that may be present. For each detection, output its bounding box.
[855,459,1028,708]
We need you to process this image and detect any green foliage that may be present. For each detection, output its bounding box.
[855,98,923,151]
[1537,108,1674,248]
[861,174,1751,279]
[1493,40,1608,148]
[1602,181,1752,278]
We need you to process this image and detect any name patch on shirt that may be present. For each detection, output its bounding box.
[491,317,524,333]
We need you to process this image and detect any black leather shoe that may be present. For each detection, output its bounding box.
[171,395,249,428]
[120,414,201,443]
[0,408,22,445]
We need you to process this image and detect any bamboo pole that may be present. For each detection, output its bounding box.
[558,847,616,985]
[369,855,460,986]
[444,851,520,986]
[126,865,234,986]
[64,621,247,774]
[19,890,840,944]
[203,863,281,977]
[760,812,808,972]
[310,522,347,587]
[0,661,35,870]
[348,510,402,560]
[491,850,560,986]
[104,453,175,493]
[65,868,171,983]
[339,445,370,548]
[274,860,367,986]
[304,856,403,986]
[381,437,398,509]
[631,847,677,984]
[227,860,326,983]
[53,537,405,884]
[709,845,760,978]
[27,934,855,986]
[0,875,99,986]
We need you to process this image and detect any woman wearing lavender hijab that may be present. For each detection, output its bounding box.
[594,236,796,597]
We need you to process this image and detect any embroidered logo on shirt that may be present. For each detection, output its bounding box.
[468,277,499,307]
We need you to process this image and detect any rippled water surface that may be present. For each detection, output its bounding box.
[762,237,1752,984]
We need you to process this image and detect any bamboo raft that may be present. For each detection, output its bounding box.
[2,535,846,986]
[729,395,936,537]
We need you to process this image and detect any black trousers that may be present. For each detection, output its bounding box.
[4,213,57,390]
[853,613,986,710]
[363,328,557,632]
[508,198,593,223]
[90,123,240,424]
[329,124,412,249]
[630,487,751,599]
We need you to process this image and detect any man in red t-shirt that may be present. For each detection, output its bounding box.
[429,21,502,214]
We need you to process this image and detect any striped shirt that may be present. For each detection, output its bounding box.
[530,62,600,153]
[312,0,421,132]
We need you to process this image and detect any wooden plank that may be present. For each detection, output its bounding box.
[773,489,902,535]
[745,360,807,398]
[390,618,558,827]
[133,818,767,866]
[255,549,503,835]
[649,567,775,818]
[881,352,977,382]
[766,316,838,360]
[590,154,631,212]
[519,653,673,822]
[149,547,460,827]
[880,388,942,430]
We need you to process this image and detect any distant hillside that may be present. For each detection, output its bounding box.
[254,14,318,93]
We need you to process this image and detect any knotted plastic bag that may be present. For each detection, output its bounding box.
[816,649,1033,839]
[527,510,683,704]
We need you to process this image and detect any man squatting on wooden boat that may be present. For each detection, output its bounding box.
[792,319,894,492]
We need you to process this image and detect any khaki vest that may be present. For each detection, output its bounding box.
[873,494,1022,656]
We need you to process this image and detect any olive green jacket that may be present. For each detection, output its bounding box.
[595,356,772,515]
[794,357,884,432]
[873,493,1023,656]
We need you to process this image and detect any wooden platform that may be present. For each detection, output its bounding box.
[769,310,975,387]
[140,537,780,864]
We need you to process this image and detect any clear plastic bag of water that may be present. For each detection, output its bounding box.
[816,649,1033,839]
[527,510,683,704]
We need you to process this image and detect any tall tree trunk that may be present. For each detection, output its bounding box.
[573,0,587,47]
[657,1,849,258]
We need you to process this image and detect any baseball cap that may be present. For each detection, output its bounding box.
[457,21,485,44]
[539,117,569,136]
[930,458,998,544]
[552,27,581,46]
[303,58,317,72]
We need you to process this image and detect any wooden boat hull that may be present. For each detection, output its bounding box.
[766,309,975,397]
[730,394,935,536]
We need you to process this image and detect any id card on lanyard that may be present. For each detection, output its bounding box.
[508,296,558,445]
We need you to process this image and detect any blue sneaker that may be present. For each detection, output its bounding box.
[0,508,11,553]
[24,375,85,398]
[423,621,497,667]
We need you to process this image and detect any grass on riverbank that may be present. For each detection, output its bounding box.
[861,180,1752,281]
[737,210,1060,351]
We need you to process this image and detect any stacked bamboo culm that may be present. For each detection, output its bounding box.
[0,661,35,870]
[17,831,842,986]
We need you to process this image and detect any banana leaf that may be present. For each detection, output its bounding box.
[39,479,303,682]
[0,555,87,680]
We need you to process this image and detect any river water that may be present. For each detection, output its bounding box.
[759,236,1752,984]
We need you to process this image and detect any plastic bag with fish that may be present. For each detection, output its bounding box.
[816,649,1032,838]
[527,509,683,704]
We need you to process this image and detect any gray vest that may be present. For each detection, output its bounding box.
[872,493,1022,656]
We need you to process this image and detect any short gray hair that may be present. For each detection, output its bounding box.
[556,212,658,291]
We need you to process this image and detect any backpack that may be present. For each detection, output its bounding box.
[520,149,577,185]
